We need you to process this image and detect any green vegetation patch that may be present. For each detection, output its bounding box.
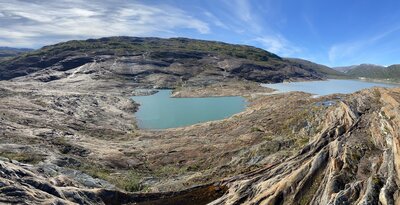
[0,151,45,164]
[15,37,282,63]
[77,163,147,192]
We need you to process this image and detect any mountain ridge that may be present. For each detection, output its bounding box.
[0,47,34,61]
[0,36,399,204]
[333,63,400,82]
[0,36,346,84]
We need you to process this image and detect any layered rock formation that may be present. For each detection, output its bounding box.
[212,88,400,205]
[0,37,398,205]
[0,159,226,205]
[0,37,345,86]
[1,82,399,204]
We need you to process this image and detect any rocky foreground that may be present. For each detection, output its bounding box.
[0,37,399,204]
[0,73,399,204]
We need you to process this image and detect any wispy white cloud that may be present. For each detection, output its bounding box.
[328,26,400,64]
[0,0,302,57]
[303,14,319,39]
[328,44,359,63]
[220,0,263,33]
[204,11,229,29]
[213,0,300,56]
[254,35,301,56]
[0,0,210,47]
[234,0,252,22]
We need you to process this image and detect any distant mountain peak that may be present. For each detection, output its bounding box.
[333,63,385,73]
[0,47,34,60]
[333,63,399,81]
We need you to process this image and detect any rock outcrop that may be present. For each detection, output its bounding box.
[1,76,399,204]
[0,37,398,205]
[210,88,400,205]
[0,159,227,205]
[0,37,345,86]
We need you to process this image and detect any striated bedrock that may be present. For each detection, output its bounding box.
[212,87,400,205]
[0,37,345,86]
[0,86,399,204]
[0,159,227,205]
[1,36,398,205]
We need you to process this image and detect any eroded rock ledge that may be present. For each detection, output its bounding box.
[0,160,226,205]
[1,87,399,205]
[212,88,400,205]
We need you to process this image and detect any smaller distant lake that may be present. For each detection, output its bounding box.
[132,90,247,129]
[262,79,398,96]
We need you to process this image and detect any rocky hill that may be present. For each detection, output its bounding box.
[333,65,359,73]
[0,47,33,61]
[0,37,399,205]
[0,37,345,86]
[334,64,400,82]
[286,58,349,79]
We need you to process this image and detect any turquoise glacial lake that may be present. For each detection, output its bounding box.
[262,79,398,96]
[132,90,247,129]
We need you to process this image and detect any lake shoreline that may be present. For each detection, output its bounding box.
[132,90,248,129]
[261,79,398,96]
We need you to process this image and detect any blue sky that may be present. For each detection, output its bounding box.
[1,0,400,66]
